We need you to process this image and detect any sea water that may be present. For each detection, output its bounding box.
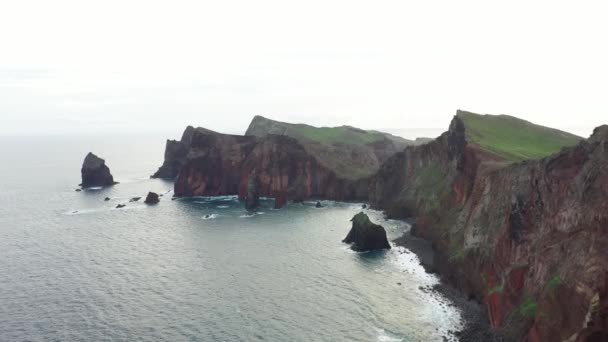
[0,135,461,341]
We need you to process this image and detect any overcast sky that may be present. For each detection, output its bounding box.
[1,0,606,138]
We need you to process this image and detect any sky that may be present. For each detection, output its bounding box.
[0,0,607,139]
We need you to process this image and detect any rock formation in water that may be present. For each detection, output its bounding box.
[156,116,408,204]
[151,126,198,179]
[245,172,260,211]
[80,152,117,188]
[172,129,368,207]
[342,212,391,251]
[144,192,160,204]
[370,111,607,341]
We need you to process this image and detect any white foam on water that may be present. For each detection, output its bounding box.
[202,214,218,220]
[216,205,229,209]
[375,328,403,342]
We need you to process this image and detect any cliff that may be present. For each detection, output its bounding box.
[151,125,201,179]
[245,115,413,179]
[370,111,607,341]
[173,129,368,204]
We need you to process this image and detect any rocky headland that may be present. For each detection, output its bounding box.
[155,111,607,341]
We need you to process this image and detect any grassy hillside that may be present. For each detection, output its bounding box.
[245,115,413,179]
[245,115,412,147]
[457,110,582,162]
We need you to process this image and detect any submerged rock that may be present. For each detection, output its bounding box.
[245,173,260,211]
[129,197,141,202]
[144,192,160,204]
[362,204,367,209]
[342,212,391,252]
[115,204,126,209]
[80,152,117,188]
[274,192,287,209]
[104,197,111,201]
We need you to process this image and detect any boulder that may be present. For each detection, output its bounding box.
[80,152,117,188]
[144,192,160,204]
[342,212,391,252]
[245,173,260,211]
[104,197,111,201]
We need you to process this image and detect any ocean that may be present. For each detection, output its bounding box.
[0,134,461,341]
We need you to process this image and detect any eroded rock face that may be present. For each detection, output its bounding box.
[245,173,260,211]
[370,115,608,341]
[144,192,160,204]
[173,129,368,205]
[342,212,391,252]
[80,152,116,188]
[151,126,197,179]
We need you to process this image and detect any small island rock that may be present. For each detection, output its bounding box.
[245,173,260,211]
[80,152,117,188]
[342,212,391,252]
[144,192,160,204]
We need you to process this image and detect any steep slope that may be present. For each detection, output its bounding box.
[370,112,608,341]
[173,129,368,206]
[458,111,582,162]
[245,115,413,179]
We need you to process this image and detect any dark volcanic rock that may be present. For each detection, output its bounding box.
[245,173,260,211]
[151,126,205,179]
[342,212,391,252]
[173,129,368,202]
[144,192,160,204]
[80,152,116,188]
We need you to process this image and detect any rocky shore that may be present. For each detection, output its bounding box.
[153,111,608,340]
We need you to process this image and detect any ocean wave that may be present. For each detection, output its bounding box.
[375,328,403,342]
[202,214,218,220]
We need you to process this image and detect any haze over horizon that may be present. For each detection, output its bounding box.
[1,0,606,138]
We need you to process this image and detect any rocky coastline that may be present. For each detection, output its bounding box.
[152,112,608,341]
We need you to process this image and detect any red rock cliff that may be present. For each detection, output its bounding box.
[370,117,608,341]
[173,129,368,205]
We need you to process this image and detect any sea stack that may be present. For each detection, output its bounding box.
[144,192,160,204]
[343,212,391,252]
[245,172,260,211]
[80,152,116,188]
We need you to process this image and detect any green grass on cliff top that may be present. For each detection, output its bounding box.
[458,111,582,162]
[246,115,411,146]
